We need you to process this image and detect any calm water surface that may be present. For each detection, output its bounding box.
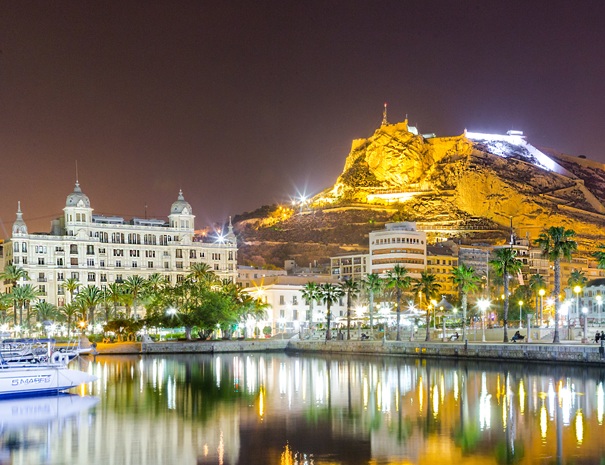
[2,352,605,464]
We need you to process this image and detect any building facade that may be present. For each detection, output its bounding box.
[329,253,369,282]
[4,182,237,314]
[369,222,427,278]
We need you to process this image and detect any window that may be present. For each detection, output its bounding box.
[13,242,18,252]
[116,260,122,268]
[116,274,123,283]
[176,262,183,269]
[228,251,234,261]
[212,253,221,260]
[87,258,95,266]
[86,245,94,255]
[293,309,298,320]
[57,286,64,295]
[132,262,138,268]
[292,296,298,305]
[57,272,64,281]
[22,257,27,264]
[13,256,19,264]
[88,273,95,282]
[279,309,285,319]
[176,274,184,283]
[38,285,46,294]
[164,262,169,269]
[71,272,79,280]
[22,243,27,253]
[70,258,78,265]
[38,273,45,282]
[279,295,285,305]
[100,260,105,267]
[175,249,183,259]
[145,250,155,258]
[98,248,105,254]
[100,273,107,282]
[214,264,219,271]
[38,258,45,265]
[70,244,78,254]
[148,261,153,268]
[113,249,123,257]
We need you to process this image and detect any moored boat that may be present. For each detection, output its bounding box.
[0,360,97,398]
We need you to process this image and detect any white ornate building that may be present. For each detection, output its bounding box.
[4,182,237,312]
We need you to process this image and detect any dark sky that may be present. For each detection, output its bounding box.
[1,1,604,235]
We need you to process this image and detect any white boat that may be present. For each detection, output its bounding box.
[0,359,97,398]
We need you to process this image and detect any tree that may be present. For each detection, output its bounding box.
[11,284,40,328]
[301,282,321,329]
[59,303,79,338]
[0,264,29,325]
[567,269,587,289]
[534,226,578,343]
[123,275,146,319]
[385,265,412,341]
[107,282,124,318]
[592,244,605,269]
[0,293,12,323]
[451,264,481,341]
[490,248,523,342]
[413,272,441,342]
[76,285,102,328]
[318,283,344,341]
[34,300,57,323]
[61,277,80,304]
[363,273,383,337]
[339,279,360,340]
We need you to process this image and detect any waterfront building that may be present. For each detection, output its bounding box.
[237,265,287,288]
[368,222,427,278]
[426,244,458,299]
[4,182,237,315]
[244,275,346,334]
[329,253,369,282]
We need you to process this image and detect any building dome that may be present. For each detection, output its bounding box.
[12,201,27,235]
[65,181,91,208]
[170,190,192,215]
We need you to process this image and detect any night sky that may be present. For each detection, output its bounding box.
[1,1,604,235]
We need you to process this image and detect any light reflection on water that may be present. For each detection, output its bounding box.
[3,353,605,464]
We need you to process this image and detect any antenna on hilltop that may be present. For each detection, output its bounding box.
[381,102,388,126]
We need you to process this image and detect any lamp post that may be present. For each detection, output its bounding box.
[431,299,437,329]
[477,298,490,342]
[574,285,582,341]
[518,300,523,329]
[597,294,603,325]
[538,289,545,326]
[582,307,588,343]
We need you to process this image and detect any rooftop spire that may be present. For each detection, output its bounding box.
[381,102,388,126]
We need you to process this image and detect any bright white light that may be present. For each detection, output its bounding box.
[166,307,177,316]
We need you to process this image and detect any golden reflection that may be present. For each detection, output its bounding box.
[418,377,424,413]
[281,443,294,465]
[440,374,445,404]
[518,379,525,414]
[575,410,584,445]
[453,371,459,401]
[363,377,369,410]
[432,384,439,418]
[480,372,491,430]
[218,430,224,465]
[598,382,604,425]
[540,403,548,440]
[258,385,265,419]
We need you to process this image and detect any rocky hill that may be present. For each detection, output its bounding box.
[234,119,605,268]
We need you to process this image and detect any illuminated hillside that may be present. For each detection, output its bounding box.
[235,119,605,267]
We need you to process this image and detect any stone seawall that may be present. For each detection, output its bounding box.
[287,340,605,365]
[141,339,289,354]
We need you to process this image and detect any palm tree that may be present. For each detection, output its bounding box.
[413,272,441,341]
[301,282,321,329]
[529,273,547,323]
[34,301,57,324]
[107,282,124,318]
[363,273,383,337]
[318,283,344,341]
[11,284,40,328]
[61,277,80,304]
[0,293,12,323]
[385,265,412,341]
[123,275,146,318]
[339,279,360,340]
[0,264,29,325]
[59,303,79,338]
[592,244,605,269]
[490,248,523,342]
[535,226,578,343]
[76,285,102,327]
[451,264,481,341]
[567,269,587,289]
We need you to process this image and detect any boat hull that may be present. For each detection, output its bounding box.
[0,365,97,398]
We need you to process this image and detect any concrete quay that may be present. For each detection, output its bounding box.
[89,338,605,366]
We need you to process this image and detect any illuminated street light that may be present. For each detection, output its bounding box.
[477,298,490,342]
[582,307,588,343]
[538,289,546,326]
[574,285,582,341]
[518,300,524,329]
[597,294,603,325]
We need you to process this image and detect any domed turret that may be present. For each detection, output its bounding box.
[170,189,192,215]
[12,201,27,235]
[65,181,91,208]
[168,190,195,232]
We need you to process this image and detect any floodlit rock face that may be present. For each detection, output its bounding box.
[235,120,605,267]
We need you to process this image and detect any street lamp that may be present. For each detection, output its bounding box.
[431,299,437,329]
[518,300,524,329]
[538,289,546,326]
[597,294,603,325]
[574,285,582,340]
[477,298,490,342]
[582,306,588,343]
